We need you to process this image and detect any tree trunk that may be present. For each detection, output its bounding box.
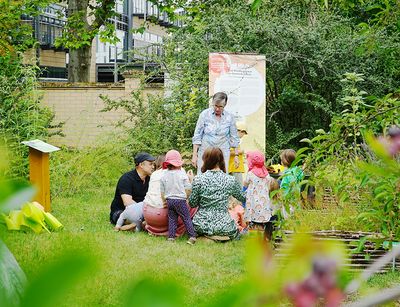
[68,0,91,83]
[68,46,91,83]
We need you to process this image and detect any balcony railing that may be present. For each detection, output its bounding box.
[132,39,163,61]
[38,17,65,48]
[132,0,182,27]
[22,3,67,50]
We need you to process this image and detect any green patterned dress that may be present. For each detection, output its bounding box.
[189,170,246,239]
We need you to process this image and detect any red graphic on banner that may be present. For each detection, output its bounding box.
[209,54,230,74]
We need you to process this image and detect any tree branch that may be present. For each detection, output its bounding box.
[90,0,116,32]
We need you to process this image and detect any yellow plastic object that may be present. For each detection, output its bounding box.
[43,212,63,231]
[3,211,23,231]
[270,164,285,174]
[2,202,63,233]
[21,203,49,233]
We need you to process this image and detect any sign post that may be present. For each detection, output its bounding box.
[22,140,60,212]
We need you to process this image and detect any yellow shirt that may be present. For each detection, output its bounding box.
[228,147,245,173]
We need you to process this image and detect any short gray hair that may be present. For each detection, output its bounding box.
[212,92,228,106]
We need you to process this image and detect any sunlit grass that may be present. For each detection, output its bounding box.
[0,146,398,306]
[286,205,369,232]
[0,188,246,306]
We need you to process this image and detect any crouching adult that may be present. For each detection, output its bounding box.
[110,152,155,231]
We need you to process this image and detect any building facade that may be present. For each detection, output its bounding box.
[95,0,178,82]
[22,3,68,80]
[25,0,178,82]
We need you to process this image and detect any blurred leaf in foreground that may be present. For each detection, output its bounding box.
[20,251,96,307]
[0,240,27,307]
[123,278,185,307]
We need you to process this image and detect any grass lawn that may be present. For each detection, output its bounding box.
[1,183,400,306]
[0,186,246,306]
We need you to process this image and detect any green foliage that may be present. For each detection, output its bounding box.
[327,73,398,147]
[123,278,185,307]
[101,78,207,157]
[19,252,95,307]
[0,55,60,178]
[301,73,399,206]
[50,139,130,198]
[0,0,52,55]
[104,1,400,158]
[0,147,94,307]
[357,133,400,241]
[267,90,332,159]
[0,148,29,307]
[0,241,27,307]
[155,0,400,157]
[55,0,118,50]
[285,206,366,232]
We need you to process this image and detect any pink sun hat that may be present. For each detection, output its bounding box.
[246,150,268,178]
[163,150,184,168]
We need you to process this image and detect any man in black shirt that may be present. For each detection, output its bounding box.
[110,152,155,227]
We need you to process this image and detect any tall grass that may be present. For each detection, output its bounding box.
[286,205,370,232]
[50,137,132,198]
[1,140,398,306]
[1,139,246,306]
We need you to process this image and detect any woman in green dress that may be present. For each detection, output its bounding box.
[189,147,246,240]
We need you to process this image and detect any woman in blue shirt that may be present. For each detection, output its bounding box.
[191,92,240,174]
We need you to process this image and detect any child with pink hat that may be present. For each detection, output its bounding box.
[243,150,274,239]
[160,150,196,245]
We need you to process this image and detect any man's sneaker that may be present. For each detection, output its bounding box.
[167,237,176,242]
[187,237,197,245]
[120,223,136,231]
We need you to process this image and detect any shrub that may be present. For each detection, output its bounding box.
[50,138,131,198]
[0,55,60,178]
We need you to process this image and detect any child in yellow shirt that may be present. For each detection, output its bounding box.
[228,121,247,186]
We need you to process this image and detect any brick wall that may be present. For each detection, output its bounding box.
[40,76,163,148]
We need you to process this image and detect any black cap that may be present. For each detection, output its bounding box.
[134,152,155,165]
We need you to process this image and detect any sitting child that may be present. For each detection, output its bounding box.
[228,199,247,233]
[114,203,144,232]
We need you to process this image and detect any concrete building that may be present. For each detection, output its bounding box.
[95,0,179,83]
[25,0,179,82]
[22,3,68,80]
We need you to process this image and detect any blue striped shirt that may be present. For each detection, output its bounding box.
[192,108,239,151]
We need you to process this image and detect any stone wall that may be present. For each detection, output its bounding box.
[40,73,163,148]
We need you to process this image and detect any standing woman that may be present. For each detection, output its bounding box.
[191,92,240,174]
[189,147,246,240]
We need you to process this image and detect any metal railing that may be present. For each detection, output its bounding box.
[132,0,182,27]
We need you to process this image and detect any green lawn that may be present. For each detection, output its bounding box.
[1,184,400,306]
[0,187,246,306]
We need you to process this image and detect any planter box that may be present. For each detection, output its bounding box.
[274,230,400,272]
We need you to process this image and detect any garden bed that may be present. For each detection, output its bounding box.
[275,230,400,272]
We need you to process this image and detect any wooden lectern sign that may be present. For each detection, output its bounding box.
[21,139,60,212]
